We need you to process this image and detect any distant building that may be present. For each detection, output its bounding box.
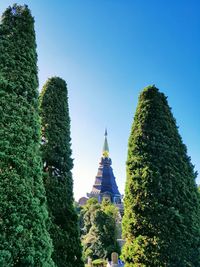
[78,197,88,206]
[87,130,122,204]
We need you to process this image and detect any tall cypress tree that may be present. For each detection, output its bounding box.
[122,85,200,267]
[0,4,54,266]
[39,77,83,267]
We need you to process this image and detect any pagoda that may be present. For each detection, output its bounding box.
[87,130,122,204]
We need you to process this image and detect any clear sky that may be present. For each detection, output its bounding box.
[1,0,200,200]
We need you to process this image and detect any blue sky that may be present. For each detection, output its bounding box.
[1,0,200,200]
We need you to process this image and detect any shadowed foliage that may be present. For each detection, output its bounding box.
[40,77,84,267]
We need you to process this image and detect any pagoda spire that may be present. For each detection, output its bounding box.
[87,128,122,204]
[102,128,109,158]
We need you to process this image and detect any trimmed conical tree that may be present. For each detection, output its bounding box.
[122,85,200,267]
[0,4,54,266]
[39,77,84,267]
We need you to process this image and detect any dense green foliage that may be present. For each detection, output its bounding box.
[82,198,120,261]
[39,77,83,267]
[92,258,107,266]
[122,85,200,267]
[0,5,54,266]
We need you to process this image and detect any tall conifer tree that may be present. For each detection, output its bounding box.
[0,4,54,266]
[39,77,83,267]
[122,86,200,267]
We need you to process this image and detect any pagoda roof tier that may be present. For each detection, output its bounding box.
[89,130,121,202]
